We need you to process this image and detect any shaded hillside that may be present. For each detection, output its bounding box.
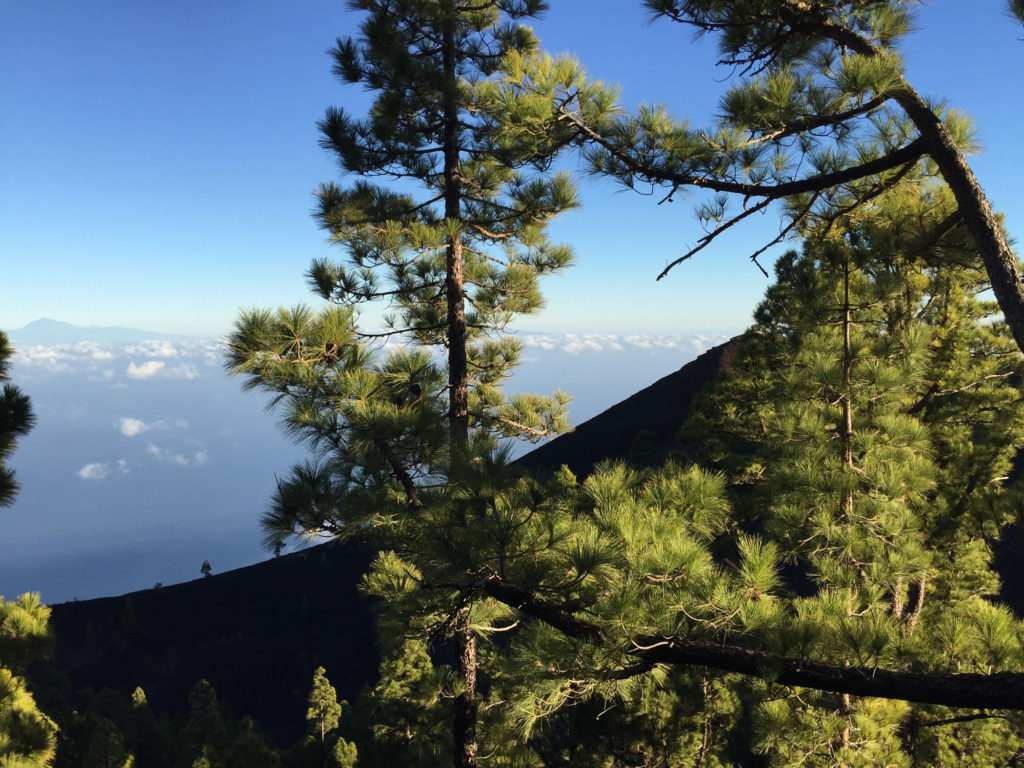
[39,541,376,747]
[516,337,741,477]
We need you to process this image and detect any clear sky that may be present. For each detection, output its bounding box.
[3,1,1023,337]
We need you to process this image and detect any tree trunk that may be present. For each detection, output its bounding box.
[442,23,469,457]
[453,608,479,768]
[806,14,1024,356]
[893,86,1024,355]
[442,18,477,768]
[840,258,854,520]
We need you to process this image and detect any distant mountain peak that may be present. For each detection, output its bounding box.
[8,319,198,345]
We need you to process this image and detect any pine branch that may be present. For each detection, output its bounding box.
[561,102,928,204]
[480,575,1024,712]
[915,712,1011,728]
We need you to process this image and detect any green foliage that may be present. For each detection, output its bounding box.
[327,735,357,768]
[681,180,1024,765]
[339,639,449,768]
[223,718,278,768]
[306,0,587,443]
[306,667,342,745]
[0,594,56,767]
[497,0,1024,372]
[626,428,660,467]
[0,331,36,509]
[82,716,134,768]
[223,4,1024,765]
[507,1,932,256]
[182,680,229,766]
[45,677,289,768]
[316,176,1024,765]
[0,667,58,768]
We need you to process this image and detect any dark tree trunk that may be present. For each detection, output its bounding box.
[441,18,477,768]
[898,91,1024,355]
[483,577,1024,712]
[452,608,479,768]
[442,23,469,457]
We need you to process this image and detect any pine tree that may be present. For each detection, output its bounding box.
[367,182,1024,762]
[680,182,1024,765]
[82,716,134,768]
[0,597,57,768]
[223,718,279,768]
[0,331,35,508]
[226,3,606,765]
[512,2,1024,355]
[306,667,341,748]
[0,333,56,767]
[181,680,228,767]
[342,639,447,768]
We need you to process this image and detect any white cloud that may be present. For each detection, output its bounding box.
[124,340,179,358]
[14,343,121,372]
[562,337,605,354]
[73,341,114,360]
[118,417,149,437]
[76,462,110,480]
[15,345,74,372]
[11,339,219,381]
[166,363,200,380]
[124,360,199,380]
[146,442,207,468]
[127,360,165,379]
[117,459,130,474]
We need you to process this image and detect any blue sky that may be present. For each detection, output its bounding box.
[3,1,1023,337]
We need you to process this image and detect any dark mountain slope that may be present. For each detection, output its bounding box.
[41,541,375,746]
[516,337,741,477]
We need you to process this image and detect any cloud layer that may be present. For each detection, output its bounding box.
[14,339,218,381]
[520,332,729,356]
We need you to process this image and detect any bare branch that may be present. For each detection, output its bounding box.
[656,197,773,279]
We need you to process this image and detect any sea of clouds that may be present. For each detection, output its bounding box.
[2,330,730,603]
